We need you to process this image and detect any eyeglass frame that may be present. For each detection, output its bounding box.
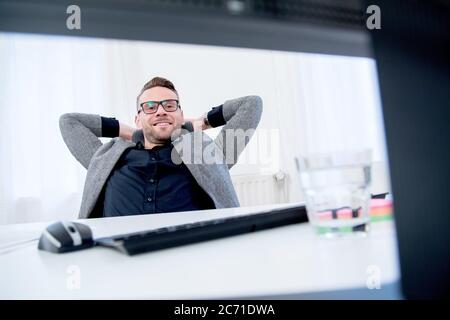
[138,99,181,114]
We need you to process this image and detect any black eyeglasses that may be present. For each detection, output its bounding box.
[138,99,180,114]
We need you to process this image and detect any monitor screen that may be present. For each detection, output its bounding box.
[0,32,389,223]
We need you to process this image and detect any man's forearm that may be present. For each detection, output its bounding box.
[119,123,136,141]
[213,95,263,169]
[184,105,225,132]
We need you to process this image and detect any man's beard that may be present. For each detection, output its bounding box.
[143,129,171,145]
[143,125,182,145]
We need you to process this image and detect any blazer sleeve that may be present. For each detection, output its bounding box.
[213,95,263,169]
[59,113,111,169]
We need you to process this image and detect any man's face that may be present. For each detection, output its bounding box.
[135,86,184,144]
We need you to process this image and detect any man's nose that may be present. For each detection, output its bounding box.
[154,104,167,116]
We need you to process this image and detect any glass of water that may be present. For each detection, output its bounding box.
[297,149,372,237]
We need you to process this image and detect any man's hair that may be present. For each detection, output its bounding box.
[136,76,179,111]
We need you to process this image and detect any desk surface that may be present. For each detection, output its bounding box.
[0,203,402,299]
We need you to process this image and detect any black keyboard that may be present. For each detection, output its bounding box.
[95,205,308,255]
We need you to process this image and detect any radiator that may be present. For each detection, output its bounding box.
[231,172,289,207]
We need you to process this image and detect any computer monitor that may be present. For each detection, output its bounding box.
[368,0,450,299]
[1,0,449,299]
[0,0,371,56]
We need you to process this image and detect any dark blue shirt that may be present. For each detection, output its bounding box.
[103,143,216,217]
[100,105,225,217]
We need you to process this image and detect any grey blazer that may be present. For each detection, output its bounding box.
[59,95,263,219]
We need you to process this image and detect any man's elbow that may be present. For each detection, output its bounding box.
[247,95,263,118]
[59,113,70,131]
[59,113,79,129]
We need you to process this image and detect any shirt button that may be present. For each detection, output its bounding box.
[149,179,155,183]
[147,197,152,202]
[151,157,156,161]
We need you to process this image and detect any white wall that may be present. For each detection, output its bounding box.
[0,33,389,224]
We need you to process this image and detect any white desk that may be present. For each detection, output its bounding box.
[0,203,402,299]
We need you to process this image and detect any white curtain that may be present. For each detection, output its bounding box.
[267,52,388,203]
[0,33,388,224]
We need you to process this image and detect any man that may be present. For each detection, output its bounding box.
[60,77,263,219]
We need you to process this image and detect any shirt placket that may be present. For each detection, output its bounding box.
[144,150,158,213]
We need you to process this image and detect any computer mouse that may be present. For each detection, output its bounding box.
[38,221,95,253]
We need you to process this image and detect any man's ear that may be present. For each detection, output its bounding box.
[135,113,142,129]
